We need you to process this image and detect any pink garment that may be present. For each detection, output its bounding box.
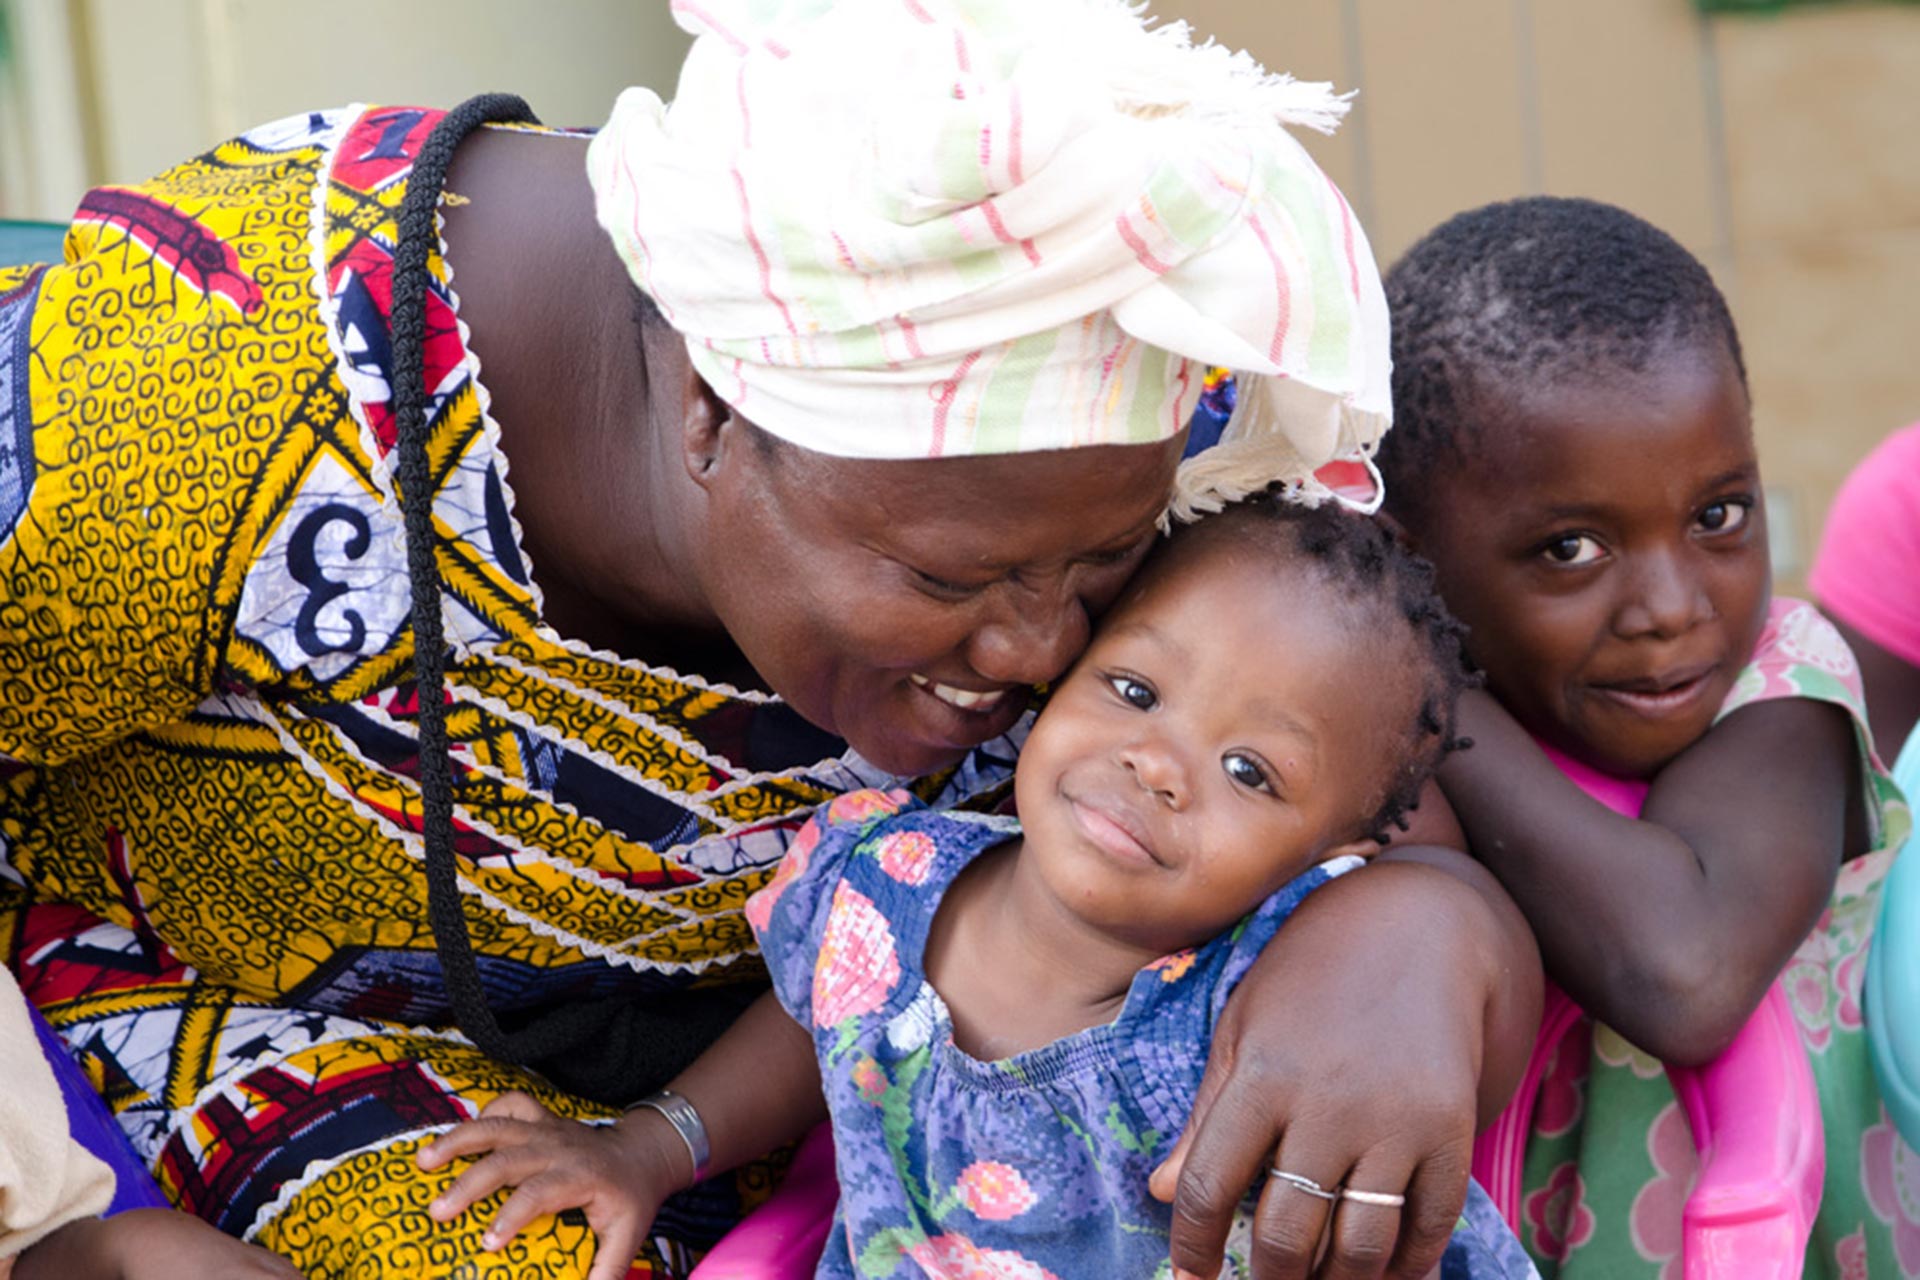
[1812,421,1920,668]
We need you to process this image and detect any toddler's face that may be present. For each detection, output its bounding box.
[1011,536,1405,956]
[1414,343,1769,777]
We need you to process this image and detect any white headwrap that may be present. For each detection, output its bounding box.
[588,0,1391,519]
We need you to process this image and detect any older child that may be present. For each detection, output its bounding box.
[1376,196,1910,1278]
[415,501,1539,1280]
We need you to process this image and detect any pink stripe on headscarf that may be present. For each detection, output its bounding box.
[1246,209,1293,365]
[732,168,799,337]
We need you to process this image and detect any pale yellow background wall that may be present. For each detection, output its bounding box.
[4,0,1917,590]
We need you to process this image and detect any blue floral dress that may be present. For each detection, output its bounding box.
[746,789,1537,1279]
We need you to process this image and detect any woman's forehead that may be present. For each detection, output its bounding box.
[786,436,1182,562]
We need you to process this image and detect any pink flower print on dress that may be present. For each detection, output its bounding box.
[745,818,824,934]
[1835,1227,1868,1280]
[1145,951,1197,983]
[827,788,911,826]
[956,1161,1038,1221]
[1862,1107,1920,1274]
[853,1055,887,1104]
[1775,602,1860,679]
[1784,954,1837,1054]
[905,1232,1062,1280]
[1628,1102,1699,1280]
[1531,1017,1592,1139]
[1835,944,1868,1034]
[812,882,903,1028]
[874,830,938,886]
[1523,1162,1595,1262]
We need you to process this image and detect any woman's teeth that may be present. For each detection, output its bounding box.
[910,674,1006,713]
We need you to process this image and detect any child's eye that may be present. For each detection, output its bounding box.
[1222,752,1272,793]
[1696,501,1751,535]
[1541,533,1605,566]
[1105,674,1157,710]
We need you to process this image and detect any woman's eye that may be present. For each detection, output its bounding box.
[1106,675,1157,710]
[913,569,987,598]
[1542,533,1605,566]
[1697,501,1750,535]
[1222,752,1271,792]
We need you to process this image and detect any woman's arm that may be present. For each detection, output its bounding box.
[420,992,824,1280]
[1154,850,1541,1280]
[1440,688,1854,1065]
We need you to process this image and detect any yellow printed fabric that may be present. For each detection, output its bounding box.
[0,105,1019,1278]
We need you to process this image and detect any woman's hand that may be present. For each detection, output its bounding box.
[1150,853,1541,1280]
[11,1209,304,1280]
[418,1092,687,1280]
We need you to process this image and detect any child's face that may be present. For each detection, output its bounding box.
[1413,343,1769,777]
[1012,535,1405,956]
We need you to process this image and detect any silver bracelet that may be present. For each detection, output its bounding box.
[626,1088,712,1183]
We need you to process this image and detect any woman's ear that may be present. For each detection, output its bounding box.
[680,369,736,488]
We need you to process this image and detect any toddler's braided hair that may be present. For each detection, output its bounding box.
[1376,196,1745,528]
[1192,498,1476,842]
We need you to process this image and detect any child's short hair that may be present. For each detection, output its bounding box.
[1377,196,1746,525]
[1180,498,1475,840]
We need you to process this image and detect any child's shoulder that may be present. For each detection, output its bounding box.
[1720,597,1866,725]
[744,788,1017,941]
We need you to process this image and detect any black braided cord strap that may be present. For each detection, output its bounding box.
[393,94,758,1107]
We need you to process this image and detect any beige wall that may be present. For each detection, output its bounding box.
[0,0,691,218]
[5,0,1916,590]
[1166,0,1920,592]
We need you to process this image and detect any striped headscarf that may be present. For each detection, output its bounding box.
[588,0,1391,519]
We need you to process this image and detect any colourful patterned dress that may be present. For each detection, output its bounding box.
[0,106,1023,1279]
[746,788,1539,1280]
[1515,599,1915,1279]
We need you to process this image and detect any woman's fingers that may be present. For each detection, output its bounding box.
[1388,1151,1471,1279]
[1165,1085,1279,1280]
[1247,1132,1346,1280]
[1314,1149,1417,1280]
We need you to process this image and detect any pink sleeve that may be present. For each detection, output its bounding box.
[1810,422,1920,668]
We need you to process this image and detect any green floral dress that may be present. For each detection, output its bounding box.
[1519,598,1913,1278]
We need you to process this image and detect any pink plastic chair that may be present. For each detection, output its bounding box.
[688,1125,838,1279]
[1470,744,1823,1279]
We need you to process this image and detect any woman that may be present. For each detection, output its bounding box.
[0,4,1536,1277]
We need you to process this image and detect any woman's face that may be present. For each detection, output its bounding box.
[695,426,1185,777]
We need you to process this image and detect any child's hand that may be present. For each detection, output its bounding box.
[418,1091,685,1280]
[12,1208,303,1280]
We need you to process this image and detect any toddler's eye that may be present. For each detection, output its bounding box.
[1106,674,1157,710]
[1222,752,1271,792]
[1542,533,1604,566]
[1697,501,1750,534]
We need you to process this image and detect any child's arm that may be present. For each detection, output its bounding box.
[419,991,824,1280]
[1439,688,1857,1065]
[11,1210,302,1280]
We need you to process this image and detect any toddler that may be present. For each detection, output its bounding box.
[1375,195,1908,1278]
[417,500,1539,1279]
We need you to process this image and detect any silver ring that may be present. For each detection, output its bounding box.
[1341,1187,1408,1208]
[1270,1169,1340,1201]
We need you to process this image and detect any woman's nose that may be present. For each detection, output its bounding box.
[1615,549,1712,639]
[966,578,1091,687]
